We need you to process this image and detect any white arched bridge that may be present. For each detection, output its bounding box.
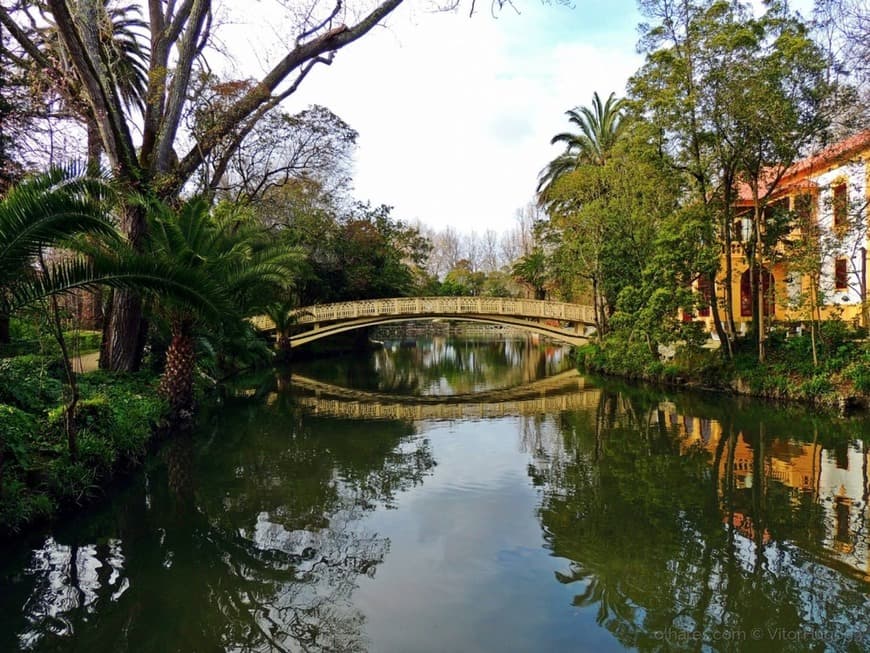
[252,296,596,347]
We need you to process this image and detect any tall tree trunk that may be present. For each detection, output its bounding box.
[591,275,602,338]
[723,212,738,336]
[809,275,819,368]
[100,203,147,371]
[708,274,732,359]
[275,332,292,363]
[86,116,101,170]
[98,289,113,368]
[102,291,145,371]
[754,200,765,363]
[159,318,196,420]
[84,118,104,329]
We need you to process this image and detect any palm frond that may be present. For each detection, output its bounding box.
[2,253,231,319]
[0,166,116,282]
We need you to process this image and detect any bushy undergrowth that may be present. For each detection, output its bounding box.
[0,322,102,358]
[0,358,167,536]
[575,337,726,388]
[577,321,870,407]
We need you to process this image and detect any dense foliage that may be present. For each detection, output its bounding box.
[535,0,866,380]
[0,356,167,535]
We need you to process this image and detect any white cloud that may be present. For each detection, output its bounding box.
[223,2,644,233]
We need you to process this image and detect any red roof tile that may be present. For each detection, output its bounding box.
[735,129,870,204]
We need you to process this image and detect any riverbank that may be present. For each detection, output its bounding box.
[0,355,169,538]
[574,326,870,412]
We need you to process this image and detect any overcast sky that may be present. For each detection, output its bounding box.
[221,0,813,234]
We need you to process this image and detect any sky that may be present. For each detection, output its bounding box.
[220,0,813,234]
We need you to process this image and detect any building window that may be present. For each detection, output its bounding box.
[740,268,775,317]
[835,258,848,290]
[833,183,848,230]
[734,215,752,242]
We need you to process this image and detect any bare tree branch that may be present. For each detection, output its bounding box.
[171,0,403,193]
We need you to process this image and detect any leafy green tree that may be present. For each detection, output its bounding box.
[631,0,760,354]
[333,203,430,300]
[0,167,226,447]
[0,0,408,371]
[0,167,115,322]
[441,259,486,296]
[730,4,832,361]
[538,127,678,334]
[631,0,833,360]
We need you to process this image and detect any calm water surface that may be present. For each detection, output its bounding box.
[2,335,870,652]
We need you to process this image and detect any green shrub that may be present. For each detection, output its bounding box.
[661,363,681,381]
[49,395,113,439]
[0,355,63,411]
[844,349,870,394]
[43,457,99,503]
[798,375,834,400]
[1,368,167,535]
[671,345,728,387]
[0,403,35,468]
[819,319,853,355]
[0,476,55,533]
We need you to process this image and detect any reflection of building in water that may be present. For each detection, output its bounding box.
[660,403,870,579]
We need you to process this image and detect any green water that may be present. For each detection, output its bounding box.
[2,336,870,652]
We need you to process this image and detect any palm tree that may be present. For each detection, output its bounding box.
[0,166,218,454]
[144,199,302,418]
[265,301,302,363]
[512,249,549,300]
[537,92,627,197]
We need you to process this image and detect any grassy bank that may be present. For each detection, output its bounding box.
[575,323,870,410]
[0,355,168,537]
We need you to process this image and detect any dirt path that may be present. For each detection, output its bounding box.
[71,351,100,373]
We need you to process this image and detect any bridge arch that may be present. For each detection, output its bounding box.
[252,297,595,348]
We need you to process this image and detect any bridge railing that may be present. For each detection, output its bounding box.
[289,297,595,325]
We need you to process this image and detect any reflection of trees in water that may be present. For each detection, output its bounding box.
[296,336,570,396]
[528,390,870,650]
[6,397,435,652]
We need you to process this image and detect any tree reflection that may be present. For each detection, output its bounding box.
[5,394,434,652]
[529,390,870,650]
[295,335,570,395]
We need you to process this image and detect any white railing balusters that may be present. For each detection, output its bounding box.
[257,296,596,336]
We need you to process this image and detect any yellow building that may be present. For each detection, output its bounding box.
[693,129,870,333]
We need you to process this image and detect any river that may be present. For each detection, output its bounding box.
[1,335,869,652]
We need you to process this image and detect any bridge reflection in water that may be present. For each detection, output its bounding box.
[269,369,602,420]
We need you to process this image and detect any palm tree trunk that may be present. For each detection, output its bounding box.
[275,332,292,363]
[159,318,196,420]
